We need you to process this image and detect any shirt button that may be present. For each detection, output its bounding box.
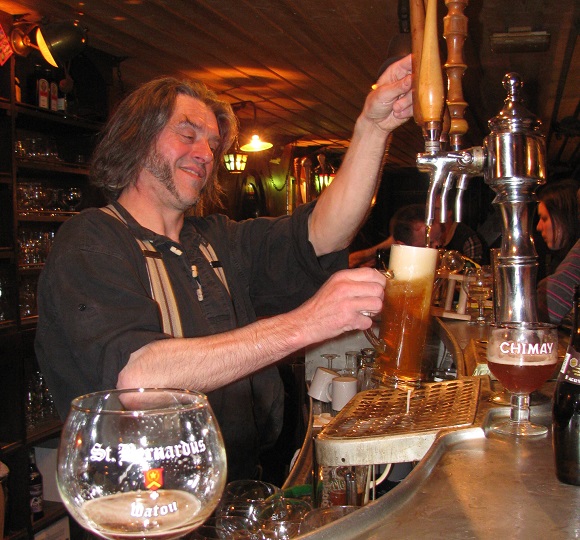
[78,304,86,311]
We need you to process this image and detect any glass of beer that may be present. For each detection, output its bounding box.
[364,244,438,390]
[487,322,558,437]
[57,388,227,539]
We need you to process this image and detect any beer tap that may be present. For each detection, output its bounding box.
[412,0,481,232]
[411,0,547,323]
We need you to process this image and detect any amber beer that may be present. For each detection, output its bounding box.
[374,245,438,388]
[487,332,558,394]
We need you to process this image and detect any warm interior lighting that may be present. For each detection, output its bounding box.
[240,134,273,153]
[223,145,248,173]
[10,20,87,68]
[313,153,336,195]
[231,101,273,153]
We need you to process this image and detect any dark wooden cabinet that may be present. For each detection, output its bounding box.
[0,48,110,538]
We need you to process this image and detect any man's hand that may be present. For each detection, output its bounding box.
[294,267,386,344]
[363,54,413,134]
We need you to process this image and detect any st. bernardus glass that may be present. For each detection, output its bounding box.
[57,388,227,539]
[487,322,558,436]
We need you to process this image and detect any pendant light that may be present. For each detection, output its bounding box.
[231,101,273,153]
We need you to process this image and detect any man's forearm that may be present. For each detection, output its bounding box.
[117,310,305,392]
[308,117,390,256]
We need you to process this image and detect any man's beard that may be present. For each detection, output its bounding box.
[144,150,179,197]
[144,150,206,207]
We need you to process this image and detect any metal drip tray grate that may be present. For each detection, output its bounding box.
[316,377,481,466]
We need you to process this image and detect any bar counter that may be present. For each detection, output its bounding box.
[289,318,579,539]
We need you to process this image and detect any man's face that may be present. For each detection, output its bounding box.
[142,94,221,210]
[410,222,427,247]
[407,221,444,248]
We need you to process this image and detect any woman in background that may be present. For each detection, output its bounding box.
[536,178,580,327]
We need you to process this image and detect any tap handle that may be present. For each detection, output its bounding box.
[418,0,445,152]
[409,0,426,127]
[443,0,469,150]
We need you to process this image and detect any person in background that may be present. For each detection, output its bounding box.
[35,56,413,481]
[435,197,487,265]
[349,203,442,268]
[536,178,580,327]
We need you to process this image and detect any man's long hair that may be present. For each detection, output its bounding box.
[91,77,238,212]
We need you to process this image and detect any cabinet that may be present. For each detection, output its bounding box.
[0,48,109,538]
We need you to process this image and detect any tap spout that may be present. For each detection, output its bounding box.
[419,146,485,227]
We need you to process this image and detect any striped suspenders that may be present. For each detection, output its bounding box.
[100,205,184,337]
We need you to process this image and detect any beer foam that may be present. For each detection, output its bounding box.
[389,245,438,281]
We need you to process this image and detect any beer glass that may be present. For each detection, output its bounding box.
[487,322,558,436]
[57,388,227,539]
[364,244,438,389]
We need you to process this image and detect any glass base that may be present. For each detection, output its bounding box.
[491,419,548,437]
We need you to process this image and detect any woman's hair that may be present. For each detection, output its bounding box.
[537,177,580,253]
[90,77,238,211]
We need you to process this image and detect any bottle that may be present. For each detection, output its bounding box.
[28,449,44,520]
[552,284,580,486]
[36,70,49,109]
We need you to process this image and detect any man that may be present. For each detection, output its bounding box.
[349,203,442,268]
[435,197,487,265]
[35,55,413,480]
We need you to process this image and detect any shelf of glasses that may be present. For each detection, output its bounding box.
[18,211,78,223]
[15,158,89,175]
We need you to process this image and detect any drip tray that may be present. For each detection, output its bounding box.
[316,377,481,466]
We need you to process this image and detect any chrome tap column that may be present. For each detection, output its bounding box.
[483,73,546,322]
[411,1,546,323]
[418,73,546,323]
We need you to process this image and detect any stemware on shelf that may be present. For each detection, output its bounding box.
[320,353,339,371]
[462,266,493,325]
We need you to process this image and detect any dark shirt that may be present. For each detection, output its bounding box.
[445,222,487,265]
[537,238,580,329]
[35,200,347,480]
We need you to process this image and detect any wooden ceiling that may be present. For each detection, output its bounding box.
[2,0,579,175]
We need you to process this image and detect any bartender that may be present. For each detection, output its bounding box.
[35,56,413,481]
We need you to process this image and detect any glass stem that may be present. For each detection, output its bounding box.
[478,302,485,320]
[510,393,530,424]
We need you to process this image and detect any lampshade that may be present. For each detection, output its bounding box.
[240,134,273,153]
[36,21,87,67]
[230,101,273,153]
[10,20,87,68]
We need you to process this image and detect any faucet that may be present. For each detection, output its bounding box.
[411,0,546,323]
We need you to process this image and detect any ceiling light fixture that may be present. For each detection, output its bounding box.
[231,101,273,153]
[10,19,87,68]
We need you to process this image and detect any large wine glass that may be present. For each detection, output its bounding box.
[462,266,493,325]
[57,388,227,539]
[487,322,558,437]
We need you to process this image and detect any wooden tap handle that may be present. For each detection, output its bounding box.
[444,0,469,150]
[418,0,445,131]
[409,0,426,126]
